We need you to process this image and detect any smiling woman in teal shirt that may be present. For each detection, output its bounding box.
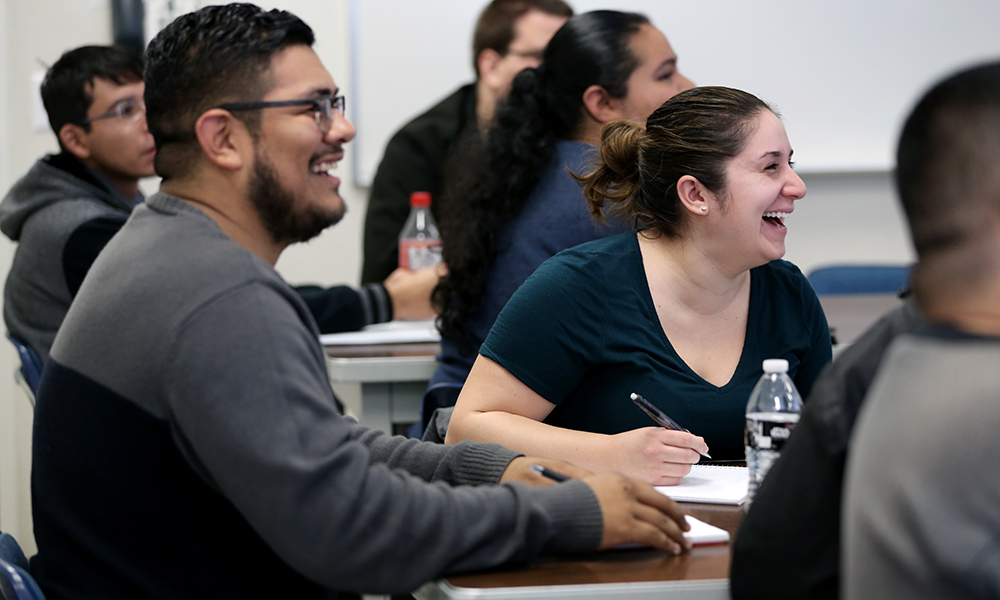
[445,87,832,484]
[480,232,828,461]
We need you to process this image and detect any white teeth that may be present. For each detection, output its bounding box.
[763,211,789,218]
[310,161,337,175]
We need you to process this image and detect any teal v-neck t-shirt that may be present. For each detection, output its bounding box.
[480,231,833,460]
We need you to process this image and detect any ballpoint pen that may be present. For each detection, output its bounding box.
[529,464,570,482]
[630,392,712,460]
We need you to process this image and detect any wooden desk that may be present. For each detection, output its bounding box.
[324,342,439,434]
[414,502,744,600]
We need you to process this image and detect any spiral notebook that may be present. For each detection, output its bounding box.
[656,465,749,505]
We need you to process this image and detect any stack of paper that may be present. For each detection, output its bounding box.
[684,515,730,546]
[319,319,440,346]
[656,465,749,505]
[615,515,730,549]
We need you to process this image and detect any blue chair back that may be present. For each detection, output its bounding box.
[0,533,44,600]
[807,264,912,296]
[0,560,45,600]
[5,335,42,396]
[0,535,27,572]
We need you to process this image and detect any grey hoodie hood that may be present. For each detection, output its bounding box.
[2,153,140,363]
[0,154,134,241]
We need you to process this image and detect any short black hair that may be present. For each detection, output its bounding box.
[896,61,1000,259]
[144,3,314,180]
[895,61,1000,304]
[40,45,143,139]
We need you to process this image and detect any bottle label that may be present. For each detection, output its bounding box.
[744,412,799,452]
[399,239,443,270]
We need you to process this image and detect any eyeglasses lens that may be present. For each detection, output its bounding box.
[116,99,145,123]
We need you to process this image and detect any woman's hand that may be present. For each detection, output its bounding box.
[601,427,709,486]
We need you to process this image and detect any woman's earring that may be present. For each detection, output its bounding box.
[700,205,708,212]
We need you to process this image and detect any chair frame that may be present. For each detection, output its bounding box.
[5,335,42,399]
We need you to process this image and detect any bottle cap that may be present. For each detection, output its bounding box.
[410,191,432,208]
[762,358,789,374]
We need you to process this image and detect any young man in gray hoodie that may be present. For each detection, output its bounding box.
[0,45,154,363]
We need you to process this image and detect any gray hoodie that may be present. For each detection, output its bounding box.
[1,153,138,363]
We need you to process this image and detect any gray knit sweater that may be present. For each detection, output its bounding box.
[31,192,603,599]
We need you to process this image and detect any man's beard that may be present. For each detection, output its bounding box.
[248,150,345,245]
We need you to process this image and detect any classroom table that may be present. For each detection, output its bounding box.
[413,501,744,600]
[324,341,439,434]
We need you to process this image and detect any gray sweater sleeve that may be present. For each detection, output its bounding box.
[165,281,602,594]
[346,424,520,485]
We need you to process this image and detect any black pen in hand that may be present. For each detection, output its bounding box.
[630,392,712,460]
[529,464,570,483]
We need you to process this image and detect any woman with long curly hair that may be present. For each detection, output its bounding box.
[445,87,832,482]
[429,11,693,401]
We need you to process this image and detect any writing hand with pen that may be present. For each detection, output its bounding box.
[589,393,711,487]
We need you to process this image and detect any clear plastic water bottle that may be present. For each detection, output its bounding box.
[398,191,443,270]
[745,358,803,505]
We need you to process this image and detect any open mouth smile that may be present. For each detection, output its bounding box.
[762,211,789,228]
[310,160,339,177]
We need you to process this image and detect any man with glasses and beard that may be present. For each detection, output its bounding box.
[29,5,693,599]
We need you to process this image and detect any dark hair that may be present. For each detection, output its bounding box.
[895,61,1000,300]
[578,86,772,238]
[472,0,574,77]
[435,10,649,348]
[41,45,143,141]
[143,3,314,180]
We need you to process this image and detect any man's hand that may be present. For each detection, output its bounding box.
[500,456,593,486]
[585,473,691,554]
[382,263,446,320]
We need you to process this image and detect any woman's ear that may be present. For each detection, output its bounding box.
[581,84,618,123]
[677,175,713,216]
[194,109,249,172]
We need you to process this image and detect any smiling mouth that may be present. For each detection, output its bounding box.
[310,159,339,177]
[763,211,788,228]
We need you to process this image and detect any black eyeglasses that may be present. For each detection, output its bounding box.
[81,97,146,125]
[215,94,345,133]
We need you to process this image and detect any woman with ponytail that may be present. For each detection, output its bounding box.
[429,11,693,396]
[446,87,832,483]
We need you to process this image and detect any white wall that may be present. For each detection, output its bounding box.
[0,0,119,560]
[352,0,1000,184]
[0,0,917,555]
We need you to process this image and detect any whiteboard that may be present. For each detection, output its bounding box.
[350,0,1000,185]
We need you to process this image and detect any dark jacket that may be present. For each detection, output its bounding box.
[361,83,478,284]
[730,299,922,600]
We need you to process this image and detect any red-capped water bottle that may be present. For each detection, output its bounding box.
[745,358,803,505]
[398,191,442,270]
